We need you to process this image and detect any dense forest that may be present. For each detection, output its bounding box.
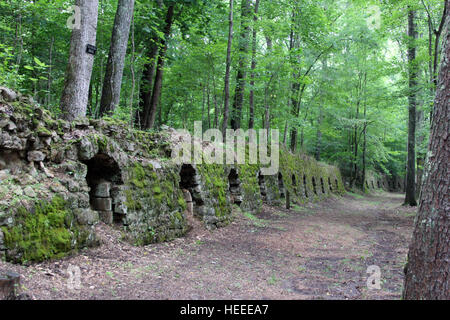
[0,0,448,301]
[0,0,445,191]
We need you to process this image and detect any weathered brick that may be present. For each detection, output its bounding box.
[91,198,112,211]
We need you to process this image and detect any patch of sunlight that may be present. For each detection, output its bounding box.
[346,191,365,199]
[242,211,269,228]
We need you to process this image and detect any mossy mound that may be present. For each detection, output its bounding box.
[1,196,95,264]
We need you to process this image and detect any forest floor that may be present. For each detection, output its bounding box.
[1,191,416,300]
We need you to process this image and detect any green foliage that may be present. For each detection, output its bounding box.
[0,43,25,89]
[0,0,443,183]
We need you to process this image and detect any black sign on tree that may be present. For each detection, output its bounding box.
[86,44,97,55]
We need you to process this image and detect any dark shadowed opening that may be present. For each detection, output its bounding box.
[328,177,333,191]
[83,153,123,224]
[228,168,242,206]
[179,164,204,208]
[303,175,308,198]
[312,177,317,195]
[258,171,267,201]
[278,172,285,199]
[320,177,325,194]
[335,179,338,190]
[292,174,297,195]
[377,181,380,188]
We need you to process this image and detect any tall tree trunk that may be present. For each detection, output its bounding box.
[416,109,425,198]
[263,83,271,131]
[144,4,175,130]
[433,1,447,88]
[136,40,159,128]
[362,76,368,193]
[15,11,23,67]
[403,2,449,298]
[431,0,448,123]
[99,0,135,117]
[201,84,206,127]
[288,15,300,152]
[134,0,164,127]
[212,70,219,129]
[230,0,251,130]
[315,59,327,161]
[128,14,136,127]
[60,0,99,121]
[222,0,234,136]
[315,105,323,161]
[46,36,54,107]
[283,120,288,146]
[207,81,211,129]
[404,9,418,206]
[263,35,274,132]
[248,0,260,130]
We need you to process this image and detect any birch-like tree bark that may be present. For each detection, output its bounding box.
[99,0,135,116]
[60,0,99,121]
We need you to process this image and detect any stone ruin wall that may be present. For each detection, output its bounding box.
[0,88,346,264]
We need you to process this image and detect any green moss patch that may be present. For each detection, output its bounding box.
[1,196,78,264]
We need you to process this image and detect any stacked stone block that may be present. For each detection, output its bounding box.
[91,180,113,224]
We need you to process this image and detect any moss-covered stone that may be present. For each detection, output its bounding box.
[1,196,89,264]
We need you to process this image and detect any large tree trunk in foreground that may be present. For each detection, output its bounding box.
[404,9,418,206]
[402,2,449,299]
[144,4,175,130]
[99,0,135,117]
[60,0,99,121]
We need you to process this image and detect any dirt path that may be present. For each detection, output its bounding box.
[0,191,416,300]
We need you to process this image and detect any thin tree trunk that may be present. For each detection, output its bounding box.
[212,70,219,129]
[263,35,274,132]
[129,14,136,127]
[404,9,418,206]
[248,0,260,129]
[144,4,175,130]
[207,81,211,129]
[283,120,288,146]
[15,11,23,66]
[403,2,449,298]
[137,40,158,128]
[136,0,164,127]
[315,104,323,161]
[230,0,251,130]
[60,0,99,121]
[99,0,135,116]
[46,36,54,107]
[315,59,327,161]
[288,10,300,151]
[433,1,447,88]
[362,74,368,193]
[222,0,234,136]
[431,0,448,123]
[202,84,206,127]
